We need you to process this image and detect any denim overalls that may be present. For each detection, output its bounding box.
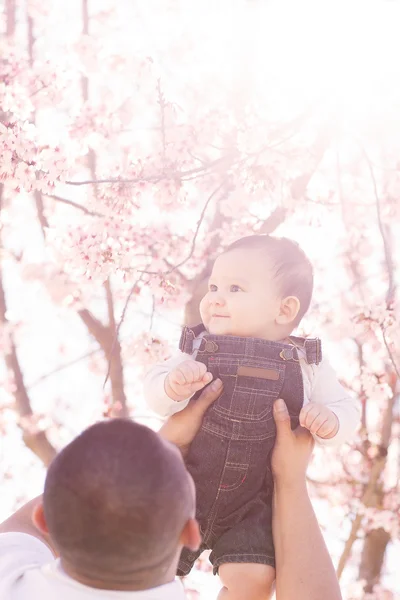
[177,324,322,576]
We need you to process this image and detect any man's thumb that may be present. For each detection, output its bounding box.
[194,379,223,413]
[273,399,291,436]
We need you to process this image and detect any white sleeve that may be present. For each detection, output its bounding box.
[308,357,361,447]
[143,350,195,418]
[0,532,53,587]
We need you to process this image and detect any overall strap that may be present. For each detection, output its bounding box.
[179,323,206,354]
[289,336,322,365]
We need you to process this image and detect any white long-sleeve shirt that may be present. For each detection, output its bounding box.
[0,533,185,600]
[144,338,361,448]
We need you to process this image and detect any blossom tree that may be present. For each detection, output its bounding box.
[1,0,399,598]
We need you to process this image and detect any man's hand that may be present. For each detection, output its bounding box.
[272,399,343,600]
[271,398,314,489]
[299,404,339,439]
[165,359,213,402]
[159,378,223,456]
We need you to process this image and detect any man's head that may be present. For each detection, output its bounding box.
[34,419,199,590]
[200,234,313,340]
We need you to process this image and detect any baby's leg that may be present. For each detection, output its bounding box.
[218,563,275,600]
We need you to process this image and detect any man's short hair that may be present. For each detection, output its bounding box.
[44,419,193,581]
[224,234,314,326]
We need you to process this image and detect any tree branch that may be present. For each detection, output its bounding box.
[336,453,387,580]
[361,146,396,307]
[77,308,108,344]
[157,78,167,164]
[27,16,50,238]
[65,153,237,187]
[102,279,128,417]
[0,184,56,466]
[6,0,16,36]
[336,379,397,580]
[103,274,144,394]
[140,178,229,279]
[44,194,104,217]
[381,325,400,380]
[28,347,102,388]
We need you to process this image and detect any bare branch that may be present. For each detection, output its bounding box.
[337,378,397,579]
[78,308,108,343]
[65,153,237,187]
[34,190,49,235]
[44,194,105,217]
[6,0,16,36]
[138,180,228,278]
[361,146,396,307]
[28,347,102,387]
[258,206,286,234]
[170,179,228,272]
[157,78,167,164]
[103,273,144,390]
[149,294,156,331]
[381,325,400,380]
[0,183,57,465]
[163,259,189,284]
[101,279,128,416]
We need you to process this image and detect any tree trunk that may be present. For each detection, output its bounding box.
[359,528,390,593]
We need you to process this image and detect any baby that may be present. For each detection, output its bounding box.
[144,234,360,600]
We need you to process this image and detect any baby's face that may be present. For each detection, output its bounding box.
[199,248,283,340]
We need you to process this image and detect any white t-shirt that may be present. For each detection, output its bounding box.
[0,533,185,600]
[144,338,361,447]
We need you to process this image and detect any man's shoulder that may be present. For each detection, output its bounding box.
[0,531,52,555]
[0,531,53,569]
[0,534,186,598]
[0,533,54,598]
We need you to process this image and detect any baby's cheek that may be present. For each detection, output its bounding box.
[199,298,209,324]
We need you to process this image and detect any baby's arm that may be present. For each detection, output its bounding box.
[300,357,361,446]
[143,351,212,418]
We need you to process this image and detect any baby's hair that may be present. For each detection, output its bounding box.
[224,234,314,326]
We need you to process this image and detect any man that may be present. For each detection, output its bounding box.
[0,379,342,600]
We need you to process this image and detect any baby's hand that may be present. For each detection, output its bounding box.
[299,404,339,439]
[165,360,213,402]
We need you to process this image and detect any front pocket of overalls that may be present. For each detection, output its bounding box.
[213,359,286,421]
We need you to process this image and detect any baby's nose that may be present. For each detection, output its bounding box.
[211,294,226,306]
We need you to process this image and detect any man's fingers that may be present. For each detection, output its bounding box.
[190,381,209,393]
[273,399,292,439]
[292,425,315,449]
[193,379,223,412]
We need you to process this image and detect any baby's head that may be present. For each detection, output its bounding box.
[199,235,313,341]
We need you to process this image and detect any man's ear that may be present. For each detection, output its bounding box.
[276,296,300,326]
[32,502,49,535]
[179,518,201,552]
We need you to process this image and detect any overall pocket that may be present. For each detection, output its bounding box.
[211,357,286,423]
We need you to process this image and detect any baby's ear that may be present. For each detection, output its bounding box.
[276,296,300,325]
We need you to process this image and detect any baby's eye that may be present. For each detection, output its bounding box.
[230,285,243,292]
[209,284,218,292]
